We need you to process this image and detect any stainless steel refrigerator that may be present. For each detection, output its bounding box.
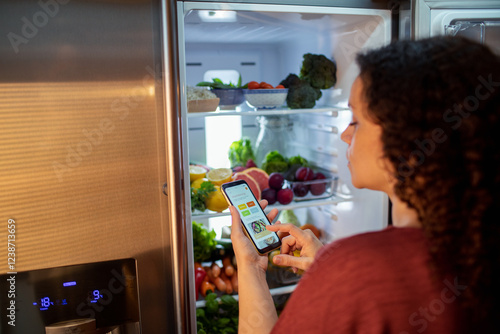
[1,0,499,333]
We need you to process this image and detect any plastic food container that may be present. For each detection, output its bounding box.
[285,169,339,202]
[187,98,220,113]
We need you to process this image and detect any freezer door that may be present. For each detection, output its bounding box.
[0,0,183,333]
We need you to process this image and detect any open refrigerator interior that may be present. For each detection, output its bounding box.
[177,1,390,321]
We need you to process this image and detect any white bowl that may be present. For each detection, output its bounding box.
[243,89,288,109]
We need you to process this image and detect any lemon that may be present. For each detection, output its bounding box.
[205,186,229,212]
[191,178,210,193]
[207,168,233,186]
[189,165,207,183]
[268,250,281,266]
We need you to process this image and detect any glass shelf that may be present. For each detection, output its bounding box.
[187,105,348,118]
[191,193,352,220]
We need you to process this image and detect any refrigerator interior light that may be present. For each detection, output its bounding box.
[198,10,237,23]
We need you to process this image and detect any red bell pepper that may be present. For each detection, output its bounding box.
[194,265,207,300]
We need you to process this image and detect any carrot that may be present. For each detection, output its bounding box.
[214,276,226,292]
[211,262,221,278]
[200,280,215,297]
[204,265,227,292]
[222,256,235,277]
[220,272,233,294]
[230,271,238,293]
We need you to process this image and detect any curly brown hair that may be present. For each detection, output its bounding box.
[356,36,500,331]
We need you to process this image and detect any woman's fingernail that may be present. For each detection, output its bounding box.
[273,256,281,265]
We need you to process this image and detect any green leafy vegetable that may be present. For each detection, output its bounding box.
[288,155,309,167]
[228,138,256,168]
[197,292,239,334]
[192,221,217,263]
[191,181,216,212]
[277,209,301,227]
[285,154,309,179]
[196,75,246,89]
[261,150,289,174]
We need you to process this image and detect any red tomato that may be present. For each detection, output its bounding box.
[247,81,260,90]
[275,84,285,89]
[260,81,274,89]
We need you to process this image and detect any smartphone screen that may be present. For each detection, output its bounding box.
[221,180,281,255]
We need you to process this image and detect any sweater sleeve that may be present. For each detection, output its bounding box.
[270,240,360,334]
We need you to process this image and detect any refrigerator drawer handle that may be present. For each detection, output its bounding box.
[308,124,338,134]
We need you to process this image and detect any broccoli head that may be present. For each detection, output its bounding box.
[300,53,337,90]
[279,74,321,109]
[287,84,321,109]
[279,74,302,89]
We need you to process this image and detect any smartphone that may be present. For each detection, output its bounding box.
[221,179,282,255]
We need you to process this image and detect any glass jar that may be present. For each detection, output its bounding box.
[254,115,294,166]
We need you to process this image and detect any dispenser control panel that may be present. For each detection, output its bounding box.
[0,258,140,333]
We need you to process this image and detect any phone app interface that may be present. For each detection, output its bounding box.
[226,183,279,249]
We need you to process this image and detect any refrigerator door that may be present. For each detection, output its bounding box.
[414,0,500,53]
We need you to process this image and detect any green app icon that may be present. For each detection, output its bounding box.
[241,210,251,217]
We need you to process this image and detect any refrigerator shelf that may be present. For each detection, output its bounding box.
[187,106,347,118]
[191,194,352,220]
[195,283,297,308]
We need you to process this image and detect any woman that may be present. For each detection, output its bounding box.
[230,36,500,334]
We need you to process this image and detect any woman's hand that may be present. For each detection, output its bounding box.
[266,223,324,272]
[230,199,279,273]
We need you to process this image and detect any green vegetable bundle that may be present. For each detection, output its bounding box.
[191,181,216,212]
[261,150,289,174]
[228,138,256,168]
[192,221,217,263]
[261,151,309,175]
[197,292,238,334]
